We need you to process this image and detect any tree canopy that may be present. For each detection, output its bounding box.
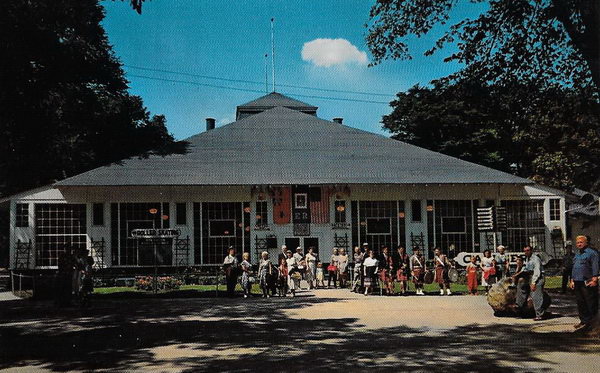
[367,0,600,94]
[0,0,186,197]
[383,80,600,192]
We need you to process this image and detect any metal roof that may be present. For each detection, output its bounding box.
[56,99,532,187]
[236,92,317,119]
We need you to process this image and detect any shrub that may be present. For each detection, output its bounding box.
[135,276,182,292]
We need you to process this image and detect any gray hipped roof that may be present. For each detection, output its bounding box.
[56,94,531,187]
[236,92,317,119]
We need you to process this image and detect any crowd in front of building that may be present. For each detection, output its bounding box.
[221,235,599,328]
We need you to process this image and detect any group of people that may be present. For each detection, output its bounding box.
[55,247,94,307]
[352,244,454,296]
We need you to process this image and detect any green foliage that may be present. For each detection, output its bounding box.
[383,80,600,192]
[0,0,186,197]
[367,0,600,94]
[135,276,183,292]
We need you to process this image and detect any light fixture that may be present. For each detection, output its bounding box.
[398,212,405,218]
[426,205,434,212]
[148,208,158,214]
[243,206,251,213]
[336,205,345,212]
[161,215,169,220]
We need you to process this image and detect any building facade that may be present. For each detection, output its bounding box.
[5,93,568,270]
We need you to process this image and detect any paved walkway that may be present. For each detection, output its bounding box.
[0,289,597,372]
[0,291,21,301]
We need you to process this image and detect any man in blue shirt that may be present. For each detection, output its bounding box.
[569,235,599,329]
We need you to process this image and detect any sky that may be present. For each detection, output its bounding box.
[101,0,482,140]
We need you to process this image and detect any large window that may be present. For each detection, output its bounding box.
[110,202,171,266]
[16,203,29,227]
[176,203,187,225]
[35,204,87,267]
[93,203,104,226]
[351,201,405,250]
[501,200,546,251]
[194,202,250,265]
[411,200,422,222]
[427,200,476,257]
[255,201,268,228]
[334,200,347,223]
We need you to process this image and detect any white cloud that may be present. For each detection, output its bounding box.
[301,38,368,67]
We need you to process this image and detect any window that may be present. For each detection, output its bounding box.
[176,203,187,225]
[35,204,87,267]
[209,220,236,237]
[255,201,268,227]
[549,199,561,221]
[442,217,467,234]
[500,199,546,251]
[334,200,346,223]
[15,203,29,227]
[366,218,391,235]
[411,200,422,222]
[93,203,104,226]
[294,193,307,209]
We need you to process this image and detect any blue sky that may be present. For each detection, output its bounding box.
[101,1,481,140]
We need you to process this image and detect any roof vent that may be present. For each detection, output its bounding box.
[333,117,343,124]
[206,118,216,131]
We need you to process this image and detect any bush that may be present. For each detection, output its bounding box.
[135,276,182,292]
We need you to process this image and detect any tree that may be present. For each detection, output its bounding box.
[383,80,600,192]
[0,0,186,197]
[367,0,600,95]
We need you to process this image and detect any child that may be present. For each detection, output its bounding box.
[278,257,288,297]
[466,255,479,295]
[316,262,325,289]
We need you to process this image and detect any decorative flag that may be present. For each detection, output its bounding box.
[310,187,331,224]
[273,187,291,225]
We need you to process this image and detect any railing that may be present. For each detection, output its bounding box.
[10,271,34,297]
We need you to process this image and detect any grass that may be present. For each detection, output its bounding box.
[93,276,565,296]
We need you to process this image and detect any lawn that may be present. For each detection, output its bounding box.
[93,276,564,296]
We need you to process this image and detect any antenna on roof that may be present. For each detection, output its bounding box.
[270,17,276,92]
[264,53,269,93]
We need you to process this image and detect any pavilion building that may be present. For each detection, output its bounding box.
[4,92,567,270]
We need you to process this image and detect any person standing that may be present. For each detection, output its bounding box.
[222,247,240,297]
[240,252,253,298]
[466,255,479,295]
[304,247,317,290]
[278,257,288,297]
[569,235,599,329]
[363,250,379,296]
[327,248,339,289]
[433,248,452,295]
[494,245,510,279]
[278,245,288,263]
[480,250,496,293]
[337,248,349,288]
[258,251,275,298]
[351,246,365,293]
[410,247,426,295]
[286,250,301,297]
[562,242,575,293]
[379,246,394,295]
[394,246,410,295]
[514,246,547,321]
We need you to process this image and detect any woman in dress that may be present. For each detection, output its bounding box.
[394,246,410,295]
[304,247,317,290]
[286,250,300,297]
[363,250,379,295]
[258,251,276,298]
[240,252,253,298]
[351,246,364,293]
[337,248,349,288]
[480,249,496,293]
[379,246,394,295]
[327,248,339,289]
[466,255,479,295]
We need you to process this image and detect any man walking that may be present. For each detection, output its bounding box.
[515,246,547,321]
[569,235,599,330]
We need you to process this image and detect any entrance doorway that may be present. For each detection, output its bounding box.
[285,237,319,256]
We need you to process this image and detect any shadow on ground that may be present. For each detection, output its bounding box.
[0,290,595,372]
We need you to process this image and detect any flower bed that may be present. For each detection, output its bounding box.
[135,276,183,292]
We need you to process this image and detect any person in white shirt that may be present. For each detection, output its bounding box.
[363,250,379,296]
